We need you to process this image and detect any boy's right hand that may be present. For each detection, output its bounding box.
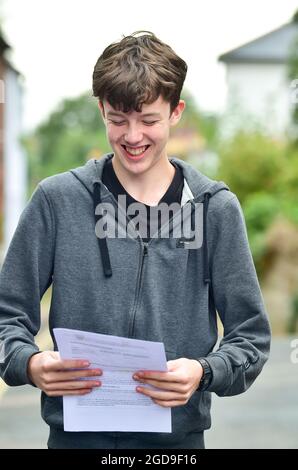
[27,351,102,396]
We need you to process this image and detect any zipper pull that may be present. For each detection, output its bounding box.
[143,242,148,256]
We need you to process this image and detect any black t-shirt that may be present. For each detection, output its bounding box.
[102,158,184,242]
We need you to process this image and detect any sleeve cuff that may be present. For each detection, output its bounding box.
[10,345,40,386]
[201,354,231,393]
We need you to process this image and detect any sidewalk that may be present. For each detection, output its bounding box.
[0,336,297,448]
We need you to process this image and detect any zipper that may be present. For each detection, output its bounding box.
[96,175,197,335]
[143,242,148,256]
[126,201,196,337]
[94,180,149,337]
[128,240,148,338]
[127,200,196,337]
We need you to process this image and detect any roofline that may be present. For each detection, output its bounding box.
[219,57,285,65]
[218,22,292,63]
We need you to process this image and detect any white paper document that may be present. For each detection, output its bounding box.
[53,328,171,433]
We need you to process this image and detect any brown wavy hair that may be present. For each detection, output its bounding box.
[92,31,187,115]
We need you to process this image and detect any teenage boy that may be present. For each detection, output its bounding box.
[0,31,271,449]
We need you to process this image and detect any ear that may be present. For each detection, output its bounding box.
[169,100,186,127]
[98,100,106,122]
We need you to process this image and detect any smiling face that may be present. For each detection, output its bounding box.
[98,96,185,176]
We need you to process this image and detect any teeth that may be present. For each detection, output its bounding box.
[125,145,148,156]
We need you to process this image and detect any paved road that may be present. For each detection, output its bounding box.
[0,337,297,449]
[205,336,298,448]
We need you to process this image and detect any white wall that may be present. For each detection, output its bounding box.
[223,63,293,137]
[3,67,27,255]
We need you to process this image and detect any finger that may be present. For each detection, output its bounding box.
[45,380,101,391]
[134,371,180,382]
[136,386,185,402]
[46,389,94,397]
[134,378,183,392]
[49,369,102,382]
[45,359,92,372]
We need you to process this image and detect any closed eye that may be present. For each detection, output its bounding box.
[108,120,159,126]
[109,120,126,125]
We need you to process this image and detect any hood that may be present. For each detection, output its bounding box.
[70,153,230,283]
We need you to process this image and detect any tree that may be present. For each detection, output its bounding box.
[22,92,109,195]
[287,9,298,145]
[179,90,219,149]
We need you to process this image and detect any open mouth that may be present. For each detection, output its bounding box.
[121,145,150,158]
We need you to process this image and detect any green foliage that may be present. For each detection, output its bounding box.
[292,9,298,23]
[23,92,110,195]
[242,192,278,271]
[288,292,298,334]
[279,147,298,224]
[286,15,298,144]
[180,90,219,149]
[216,131,284,204]
[215,129,298,277]
[243,192,278,232]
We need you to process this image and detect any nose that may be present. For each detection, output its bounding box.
[124,123,143,145]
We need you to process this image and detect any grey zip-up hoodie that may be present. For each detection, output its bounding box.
[0,153,271,448]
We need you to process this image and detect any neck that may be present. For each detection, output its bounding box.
[111,154,175,206]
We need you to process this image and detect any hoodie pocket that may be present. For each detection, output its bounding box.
[181,390,211,432]
[183,390,202,417]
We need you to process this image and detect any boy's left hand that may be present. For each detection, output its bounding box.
[133,358,204,408]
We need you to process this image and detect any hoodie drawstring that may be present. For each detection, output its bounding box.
[202,192,211,284]
[186,194,212,284]
[93,182,113,277]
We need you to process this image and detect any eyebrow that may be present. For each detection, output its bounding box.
[106,111,162,118]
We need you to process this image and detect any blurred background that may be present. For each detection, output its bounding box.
[0,0,297,449]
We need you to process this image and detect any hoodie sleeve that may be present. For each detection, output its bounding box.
[204,194,271,396]
[0,184,54,386]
